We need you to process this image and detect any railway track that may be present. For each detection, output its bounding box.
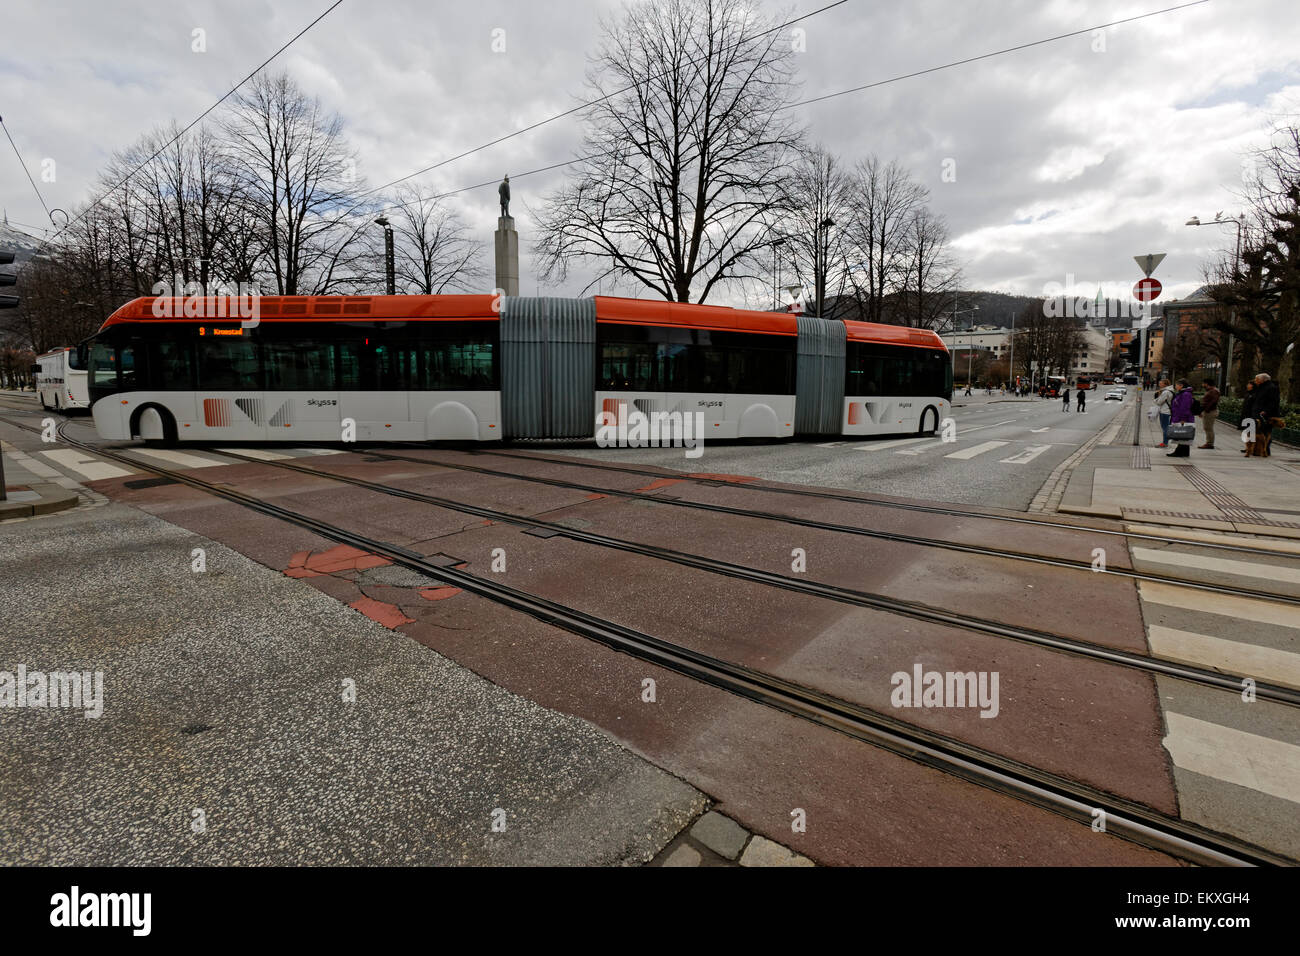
[474,447,1297,559]
[357,447,1300,605]
[21,419,1290,867]
[7,415,1296,704]
[192,444,1298,706]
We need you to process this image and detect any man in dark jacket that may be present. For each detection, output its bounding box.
[1198,379,1220,449]
[1253,373,1281,457]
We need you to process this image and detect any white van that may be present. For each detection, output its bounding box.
[33,347,90,411]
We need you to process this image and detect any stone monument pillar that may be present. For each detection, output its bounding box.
[495,175,519,296]
[495,216,519,297]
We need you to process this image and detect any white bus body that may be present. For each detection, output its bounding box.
[35,348,90,411]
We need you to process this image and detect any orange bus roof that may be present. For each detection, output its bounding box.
[842,320,946,350]
[594,296,797,335]
[96,294,946,351]
[98,294,500,331]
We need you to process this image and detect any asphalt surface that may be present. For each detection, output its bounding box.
[548,392,1128,510]
[54,443,1174,864]
[0,501,705,865]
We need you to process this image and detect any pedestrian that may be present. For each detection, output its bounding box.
[1076,387,1086,413]
[1061,386,1070,411]
[1241,381,1258,455]
[1154,379,1173,447]
[965,383,972,397]
[1253,372,1281,458]
[1197,378,1220,449]
[1167,380,1195,457]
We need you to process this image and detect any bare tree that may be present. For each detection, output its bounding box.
[781,145,853,316]
[894,207,961,329]
[534,0,804,303]
[842,156,927,325]
[222,71,370,295]
[1013,300,1085,380]
[387,187,485,294]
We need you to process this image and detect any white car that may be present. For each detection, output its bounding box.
[1104,388,1126,402]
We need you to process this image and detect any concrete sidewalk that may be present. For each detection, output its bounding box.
[1058,400,1300,538]
[0,441,80,521]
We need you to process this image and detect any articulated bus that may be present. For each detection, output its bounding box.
[81,294,951,444]
[34,346,90,411]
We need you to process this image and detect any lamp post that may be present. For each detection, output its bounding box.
[374,216,395,295]
[945,300,979,383]
[812,217,835,317]
[1186,213,1242,394]
[771,236,786,312]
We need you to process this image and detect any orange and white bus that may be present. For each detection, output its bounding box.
[79,293,950,443]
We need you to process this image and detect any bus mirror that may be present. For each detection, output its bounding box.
[30,364,41,375]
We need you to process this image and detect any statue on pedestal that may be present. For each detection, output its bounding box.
[499,175,511,218]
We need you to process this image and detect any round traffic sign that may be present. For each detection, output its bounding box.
[1134,277,1162,302]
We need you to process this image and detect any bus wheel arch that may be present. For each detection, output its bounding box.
[738,403,781,438]
[917,405,940,436]
[425,401,480,441]
[133,404,178,445]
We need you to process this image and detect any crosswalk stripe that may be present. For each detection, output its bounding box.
[1148,625,1300,689]
[1131,547,1300,586]
[131,447,228,470]
[895,439,948,456]
[854,437,931,451]
[39,449,134,481]
[944,440,1009,461]
[1140,581,1300,628]
[216,446,292,460]
[1162,712,1300,804]
[1000,444,1051,464]
[303,448,345,456]
[815,441,844,448]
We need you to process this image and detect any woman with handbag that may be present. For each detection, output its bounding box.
[1154,379,1174,447]
[1166,380,1195,457]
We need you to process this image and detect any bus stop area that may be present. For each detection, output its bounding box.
[1058,402,1300,539]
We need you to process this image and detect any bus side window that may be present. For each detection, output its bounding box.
[120,344,139,390]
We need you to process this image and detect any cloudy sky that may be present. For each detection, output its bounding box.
[2,0,1297,311]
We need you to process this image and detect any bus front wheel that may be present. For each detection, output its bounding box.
[135,406,178,446]
[917,406,940,437]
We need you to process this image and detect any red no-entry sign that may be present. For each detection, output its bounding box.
[1134,277,1162,302]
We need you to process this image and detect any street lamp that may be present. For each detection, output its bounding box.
[1186,212,1243,393]
[374,216,395,295]
[770,235,786,312]
[945,303,979,385]
[814,217,835,317]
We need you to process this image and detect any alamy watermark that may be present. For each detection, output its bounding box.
[0,665,104,718]
[150,277,261,328]
[596,403,705,459]
[890,664,999,718]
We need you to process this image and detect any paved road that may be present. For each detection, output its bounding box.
[553,392,1130,510]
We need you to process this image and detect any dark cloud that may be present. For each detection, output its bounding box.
[2,0,1296,306]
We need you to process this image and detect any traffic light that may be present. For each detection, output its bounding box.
[1125,337,1141,365]
[0,251,16,309]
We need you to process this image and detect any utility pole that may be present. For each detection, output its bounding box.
[374,217,395,295]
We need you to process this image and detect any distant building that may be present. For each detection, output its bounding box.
[1069,326,1110,379]
[937,327,1012,358]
